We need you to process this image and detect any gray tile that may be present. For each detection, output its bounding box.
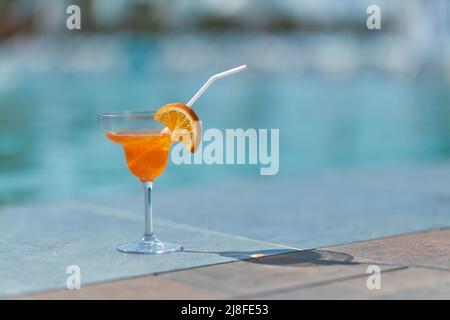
[0,201,293,297]
[263,267,450,300]
[4,162,450,298]
[15,228,450,299]
[84,163,450,250]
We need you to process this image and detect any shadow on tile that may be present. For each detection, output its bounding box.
[184,249,359,267]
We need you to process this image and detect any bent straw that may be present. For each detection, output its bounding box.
[160,65,247,136]
[186,64,248,107]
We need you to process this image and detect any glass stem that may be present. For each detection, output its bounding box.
[143,181,154,236]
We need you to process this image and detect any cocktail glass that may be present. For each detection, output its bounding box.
[97,111,183,254]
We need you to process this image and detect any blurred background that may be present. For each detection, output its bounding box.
[0,0,449,205]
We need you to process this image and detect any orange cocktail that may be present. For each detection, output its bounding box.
[106,130,171,182]
[98,104,200,254]
[98,65,246,255]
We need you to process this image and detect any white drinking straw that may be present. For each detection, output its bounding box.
[186,64,248,107]
[160,65,247,136]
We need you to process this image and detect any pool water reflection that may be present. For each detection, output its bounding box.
[0,35,449,205]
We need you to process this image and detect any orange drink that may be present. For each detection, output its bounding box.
[106,130,171,182]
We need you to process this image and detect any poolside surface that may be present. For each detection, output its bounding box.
[16,228,450,299]
[1,162,450,298]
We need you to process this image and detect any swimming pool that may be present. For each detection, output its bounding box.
[0,34,449,205]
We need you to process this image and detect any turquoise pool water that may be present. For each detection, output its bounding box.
[0,34,449,204]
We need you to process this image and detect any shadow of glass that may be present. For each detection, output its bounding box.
[183,249,358,267]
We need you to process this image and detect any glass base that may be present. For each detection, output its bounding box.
[117,234,183,255]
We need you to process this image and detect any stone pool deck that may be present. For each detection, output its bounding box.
[1,162,450,299]
[18,228,450,299]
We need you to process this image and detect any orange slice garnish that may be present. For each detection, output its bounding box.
[154,103,201,153]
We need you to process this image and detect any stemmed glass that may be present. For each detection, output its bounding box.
[97,111,183,254]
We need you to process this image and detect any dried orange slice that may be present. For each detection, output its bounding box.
[154,103,201,153]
